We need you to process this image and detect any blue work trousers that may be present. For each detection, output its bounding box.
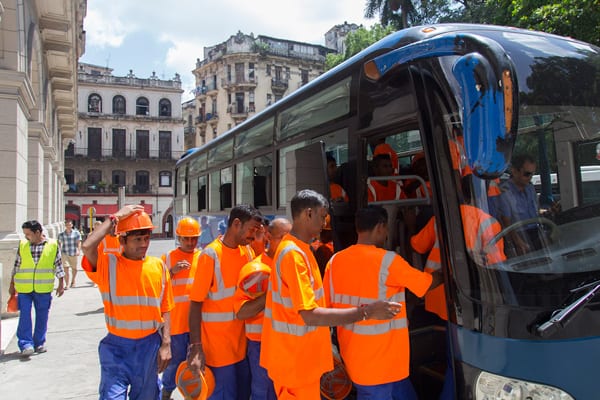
[247,340,276,400]
[17,291,52,351]
[98,332,162,400]
[161,332,189,393]
[208,357,251,400]
[354,378,417,400]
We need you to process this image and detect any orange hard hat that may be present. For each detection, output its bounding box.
[237,261,271,299]
[6,293,18,313]
[176,217,201,237]
[176,361,215,400]
[115,210,155,235]
[320,351,352,400]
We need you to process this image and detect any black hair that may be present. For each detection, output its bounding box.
[355,206,388,232]
[122,228,153,238]
[373,153,392,165]
[290,189,329,219]
[326,154,336,164]
[511,154,536,170]
[22,220,43,233]
[228,204,263,228]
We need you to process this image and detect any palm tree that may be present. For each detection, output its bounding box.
[364,0,416,29]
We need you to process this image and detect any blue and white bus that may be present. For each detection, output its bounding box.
[174,24,600,399]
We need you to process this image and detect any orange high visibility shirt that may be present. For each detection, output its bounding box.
[98,235,121,255]
[330,182,349,202]
[260,234,333,389]
[367,179,403,203]
[82,254,174,339]
[189,239,254,367]
[324,244,432,385]
[161,248,200,335]
[233,253,273,342]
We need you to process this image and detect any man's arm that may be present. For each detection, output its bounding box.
[187,301,205,376]
[299,300,401,326]
[82,205,143,268]
[157,311,172,373]
[236,294,266,320]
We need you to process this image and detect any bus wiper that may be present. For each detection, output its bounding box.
[536,280,600,338]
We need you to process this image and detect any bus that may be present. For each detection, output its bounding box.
[174,24,600,399]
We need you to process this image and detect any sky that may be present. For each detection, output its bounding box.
[80,0,378,101]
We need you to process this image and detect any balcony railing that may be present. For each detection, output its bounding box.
[271,78,289,92]
[65,148,184,160]
[65,183,164,195]
[221,77,257,88]
[184,125,195,134]
[78,73,182,89]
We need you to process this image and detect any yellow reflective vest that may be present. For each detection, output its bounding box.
[14,239,58,293]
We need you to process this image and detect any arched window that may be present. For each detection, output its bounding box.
[112,95,126,114]
[135,170,150,193]
[159,98,172,117]
[88,169,102,193]
[136,97,149,116]
[88,93,102,113]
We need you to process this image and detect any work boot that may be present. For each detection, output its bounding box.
[161,390,173,400]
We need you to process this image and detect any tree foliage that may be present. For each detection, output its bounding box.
[325,24,395,70]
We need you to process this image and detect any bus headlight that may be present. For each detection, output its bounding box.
[475,371,574,400]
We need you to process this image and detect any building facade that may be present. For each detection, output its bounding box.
[190,31,333,145]
[0,0,86,307]
[64,63,184,236]
[182,98,196,150]
[325,22,360,54]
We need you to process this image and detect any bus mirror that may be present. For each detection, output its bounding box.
[363,32,519,178]
[452,53,517,178]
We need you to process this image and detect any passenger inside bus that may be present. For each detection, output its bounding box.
[327,154,348,203]
[373,139,399,174]
[367,154,403,203]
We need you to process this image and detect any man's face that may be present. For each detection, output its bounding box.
[121,233,151,260]
[514,161,536,188]
[178,236,199,253]
[306,206,328,238]
[65,221,73,231]
[234,219,262,247]
[23,228,43,245]
[375,159,394,177]
[250,224,266,255]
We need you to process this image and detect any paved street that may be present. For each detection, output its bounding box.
[0,238,187,400]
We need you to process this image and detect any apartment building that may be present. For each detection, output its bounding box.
[190,31,334,145]
[64,63,184,236]
[0,0,86,307]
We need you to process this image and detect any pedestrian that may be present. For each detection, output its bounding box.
[199,215,214,249]
[234,218,292,400]
[324,205,442,399]
[58,219,82,288]
[187,204,263,400]
[260,189,401,399]
[81,205,174,400]
[9,220,65,357]
[160,217,201,400]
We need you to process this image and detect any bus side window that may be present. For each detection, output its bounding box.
[254,175,268,206]
[220,183,232,210]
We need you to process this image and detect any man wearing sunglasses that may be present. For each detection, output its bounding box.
[497,154,540,255]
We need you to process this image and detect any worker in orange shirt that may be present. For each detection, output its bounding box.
[160,217,201,400]
[411,186,506,400]
[314,214,334,278]
[187,204,264,400]
[373,140,399,174]
[327,155,348,202]
[324,205,441,399]
[260,189,401,399]
[81,205,174,400]
[368,154,403,203]
[234,217,292,400]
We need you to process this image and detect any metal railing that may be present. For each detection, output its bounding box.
[65,183,163,195]
[65,148,184,160]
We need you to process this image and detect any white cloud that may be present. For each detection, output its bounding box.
[84,7,135,48]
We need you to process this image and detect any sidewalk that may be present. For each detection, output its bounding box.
[0,239,184,400]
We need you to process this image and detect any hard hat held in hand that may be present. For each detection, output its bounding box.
[320,351,353,400]
[115,210,155,235]
[176,217,201,237]
[238,261,271,299]
[6,293,18,313]
[176,361,215,400]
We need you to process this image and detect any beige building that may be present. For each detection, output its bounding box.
[0,0,86,307]
[64,63,184,236]
[190,31,333,145]
[182,98,196,150]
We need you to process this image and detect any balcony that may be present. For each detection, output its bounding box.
[221,77,257,91]
[65,147,184,161]
[271,78,288,95]
[205,113,219,126]
[78,73,182,89]
[184,125,195,134]
[66,183,162,195]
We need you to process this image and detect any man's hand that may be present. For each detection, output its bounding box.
[171,260,191,275]
[9,281,15,296]
[114,204,145,221]
[363,300,402,320]
[157,341,172,373]
[56,280,65,297]
[187,344,205,377]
